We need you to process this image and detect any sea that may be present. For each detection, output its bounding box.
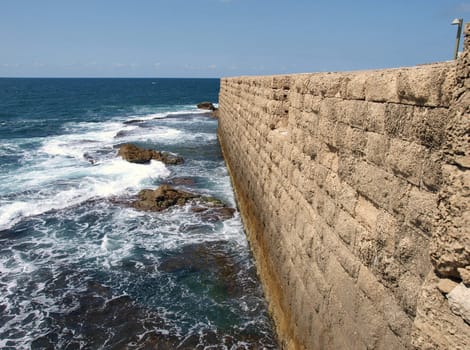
[0,78,278,349]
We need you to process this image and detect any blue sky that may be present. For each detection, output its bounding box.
[1,0,469,77]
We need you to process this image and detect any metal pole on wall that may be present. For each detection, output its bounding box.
[452,18,463,59]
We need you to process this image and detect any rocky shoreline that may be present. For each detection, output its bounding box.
[100,102,234,221]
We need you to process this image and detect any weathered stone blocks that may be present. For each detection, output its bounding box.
[218,44,468,349]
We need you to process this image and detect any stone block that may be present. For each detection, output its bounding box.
[365,132,390,166]
[421,152,443,192]
[353,161,410,216]
[307,72,345,98]
[344,127,367,155]
[397,271,422,317]
[364,102,386,133]
[395,64,454,107]
[342,100,368,129]
[291,75,309,93]
[357,265,386,304]
[396,225,431,280]
[382,293,412,339]
[412,107,448,149]
[336,181,358,215]
[302,94,322,113]
[405,187,437,236]
[344,73,367,100]
[365,69,400,103]
[386,139,426,186]
[334,209,359,246]
[355,195,381,230]
[316,147,339,173]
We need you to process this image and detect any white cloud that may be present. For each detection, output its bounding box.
[208,64,217,69]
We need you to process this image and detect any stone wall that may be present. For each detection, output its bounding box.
[217,24,469,350]
[412,24,470,350]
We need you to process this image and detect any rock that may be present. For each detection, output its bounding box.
[447,283,470,324]
[117,144,183,165]
[458,267,470,286]
[198,207,236,222]
[437,278,458,294]
[131,185,236,221]
[132,185,198,211]
[114,130,133,138]
[158,241,246,298]
[123,119,145,125]
[117,143,153,163]
[83,152,97,164]
[152,151,184,165]
[197,101,216,111]
[162,177,196,186]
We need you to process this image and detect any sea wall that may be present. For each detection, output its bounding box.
[217,24,469,349]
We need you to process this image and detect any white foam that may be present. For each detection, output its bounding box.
[0,158,169,230]
[124,108,211,123]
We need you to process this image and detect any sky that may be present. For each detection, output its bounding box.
[0,0,469,78]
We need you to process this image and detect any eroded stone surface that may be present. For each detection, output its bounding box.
[217,26,469,350]
[447,284,470,324]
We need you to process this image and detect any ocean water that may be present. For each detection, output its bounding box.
[0,78,278,349]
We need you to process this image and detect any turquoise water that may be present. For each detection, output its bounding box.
[0,78,277,349]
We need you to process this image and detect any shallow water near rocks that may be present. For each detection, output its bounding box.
[0,78,278,349]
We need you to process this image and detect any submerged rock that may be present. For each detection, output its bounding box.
[196,101,216,111]
[83,152,97,164]
[131,185,236,221]
[159,241,249,298]
[123,119,145,125]
[162,176,197,186]
[117,143,184,165]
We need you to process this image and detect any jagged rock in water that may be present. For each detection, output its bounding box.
[131,185,236,221]
[83,152,97,164]
[117,143,183,165]
[196,101,216,111]
[123,119,145,125]
[133,185,199,211]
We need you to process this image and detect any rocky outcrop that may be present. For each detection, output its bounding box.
[117,143,184,165]
[197,101,216,110]
[131,185,235,221]
[132,185,198,211]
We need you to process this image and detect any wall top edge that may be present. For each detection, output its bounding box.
[220,61,456,81]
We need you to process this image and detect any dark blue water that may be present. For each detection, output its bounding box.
[0,78,277,349]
